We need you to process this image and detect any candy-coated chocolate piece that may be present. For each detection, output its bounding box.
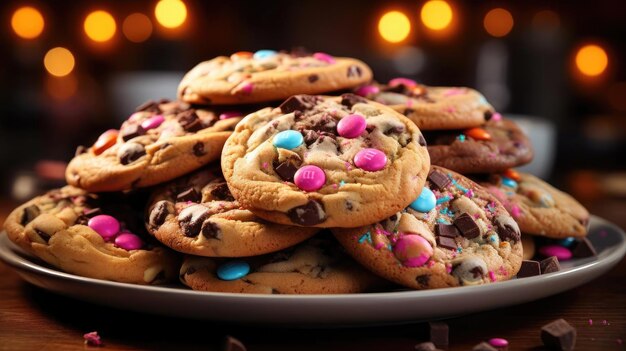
[230,51,253,61]
[488,338,509,348]
[503,168,521,181]
[239,82,254,94]
[253,49,277,60]
[465,127,492,141]
[312,52,336,64]
[217,261,250,281]
[409,187,436,213]
[354,148,387,171]
[393,234,433,267]
[491,112,503,121]
[501,177,518,188]
[140,115,165,130]
[93,129,119,155]
[273,130,304,150]
[354,85,380,97]
[88,215,120,240]
[294,165,326,192]
[219,111,242,120]
[559,237,576,247]
[388,77,417,89]
[114,232,144,250]
[337,114,366,138]
[539,245,572,261]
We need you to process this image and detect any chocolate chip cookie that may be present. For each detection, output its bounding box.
[179,234,388,294]
[479,171,589,238]
[178,50,372,105]
[146,165,318,257]
[66,99,241,192]
[424,117,533,174]
[354,79,494,130]
[221,94,430,228]
[333,166,523,289]
[3,186,179,284]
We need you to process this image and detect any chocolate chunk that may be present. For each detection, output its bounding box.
[279,95,318,114]
[428,170,451,190]
[149,200,171,228]
[118,142,146,165]
[176,188,201,203]
[517,260,541,278]
[472,342,498,351]
[414,341,438,351]
[436,236,457,250]
[308,74,319,83]
[135,99,161,113]
[340,93,367,108]
[287,200,326,226]
[495,218,521,242]
[75,145,87,157]
[345,201,353,211]
[429,322,449,348]
[178,204,209,237]
[35,229,51,243]
[415,274,430,287]
[453,213,480,239]
[193,142,206,156]
[201,221,222,240]
[436,223,460,238]
[347,65,362,77]
[120,124,145,141]
[384,125,405,135]
[572,237,597,258]
[484,110,493,121]
[223,335,247,351]
[418,134,427,146]
[540,256,561,274]
[177,110,203,132]
[302,130,320,146]
[541,319,576,351]
[210,183,235,201]
[21,205,41,225]
[274,160,299,182]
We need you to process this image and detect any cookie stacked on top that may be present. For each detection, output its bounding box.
[4,49,590,293]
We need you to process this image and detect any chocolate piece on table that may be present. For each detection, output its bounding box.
[572,237,597,258]
[436,223,460,238]
[437,236,457,250]
[428,170,451,190]
[472,342,497,351]
[541,319,576,351]
[517,260,541,278]
[540,256,561,274]
[453,213,480,239]
[429,321,449,348]
[223,335,247,351]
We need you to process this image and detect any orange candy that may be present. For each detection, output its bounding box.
[503,168,521,181]
[465,127,491,141]
[230,51,253,61]
[92,129,119,155]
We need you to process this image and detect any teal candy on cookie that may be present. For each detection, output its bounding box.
[273,130,303,150]
[410,187,436,213]
[217,261,251,281]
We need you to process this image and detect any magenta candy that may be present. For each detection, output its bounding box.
[337,114,366,138]
[393,235,433,267]
[140,115,165,130]
[489,338,509,348]
[389,77,417,89]
[312,52,336,64]
[354,148,387,171]
[219,111,242,120]
[88,215,120,240]
[354,85,380,97]
[114,232,144,251]
[539,245,572,261]
[240,82,254,94]
[294,165,326,192]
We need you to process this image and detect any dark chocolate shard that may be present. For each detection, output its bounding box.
[178,205,209,237]
[429,322,449,348]
[34,229,51,243]
[21,205,41,225]
[120,124,145,141]
[210,183,235,201]
[287,200,326,226]
[279,95,319,114]
[274,160,299,182]
[135,99,161,113]
[347,65,362,78]
[453,213,480,239]
[540,256,561,274]
[428,170,451,190]
[436,236,457,250]
[541,319,576,351]
[177,110,204,133]
[201,221,222,240]
[176,188,201,203]
[495,217,521,242]
[193,142,206,156]
[517,260,541,278]
[119,143,146,165]
[436,223,460,238]
[572,237,597,258]
[340,93,367,108]
[149,200,171,228]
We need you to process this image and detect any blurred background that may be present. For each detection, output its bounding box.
[0,0,625,218]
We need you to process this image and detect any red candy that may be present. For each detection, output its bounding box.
[503,168,521,181]
[92,129,119,155]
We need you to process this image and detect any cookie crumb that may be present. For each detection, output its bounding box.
[83,331,103,346]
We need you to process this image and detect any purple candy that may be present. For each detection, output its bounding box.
[389,77,417,88]
[354,148,387,172]
[114,232,144,250]
[539,245,572,261]
[489,338,509,348]
[294,165,326,192]
[88,215,120,240]
[140,115,165,130]
[354,85,380,97]
[219,111,242,120]
[337,114,366,139]
[312,52,336,64]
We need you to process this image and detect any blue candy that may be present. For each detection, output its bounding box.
[253,49,277,60]
[217,261,250,281]
[501,177,518,188]
[559,237,576,247]
[273,130,303,149]
[409,187,436,213]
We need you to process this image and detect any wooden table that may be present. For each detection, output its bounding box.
[1,200,625,351]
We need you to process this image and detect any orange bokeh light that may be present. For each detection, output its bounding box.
[484,8,514,38]
[575,44,608,77]
[44,47,75,77]
[123,13,153,43]
[420,0,453,31]
[11,6,44,39]
[84,10,116,43]
[378,11,411,43]
[155,0,187,29]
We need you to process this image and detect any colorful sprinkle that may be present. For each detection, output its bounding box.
[589,319,593,325]
[560,237,576,247]
[294,165,326,192]
[465,189,474,198]
[239,82,254,94]
[488,271,496,282]
[443,88,465,97]
[217,261,250,281]
[436,218,451,224]
[262,162,268,169]
[339,180,346,187]
[503,168,521,181]
[510,205,521,218]
[448,173,468,193]
[436,195,452,205]
[457,134,466,142]
[273,130,303,150]
[358,231,372,244]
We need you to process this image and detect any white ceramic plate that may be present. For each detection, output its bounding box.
[1,215,625,327]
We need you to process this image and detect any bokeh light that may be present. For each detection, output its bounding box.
[420,1,453,31]
[45,74,78,100]
[44,47,75,77]
[378,11,411,43]
[11,6,45,39]
[532,10,560,29]
[123,13,153,43]
[155,0,187,29]
[484,8,514,38]
[84,10,117,42]
[575,44,608,77]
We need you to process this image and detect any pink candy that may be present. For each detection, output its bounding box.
[294,165,326,192]
[389,77,417,89]
[354,148,387,171]
[489,338,509,348]
[354,85,380,97]
[114,232,144,250]
[239,82,254,94]
[337,114,366,138]
[312,52,336,64]
[491,112,503,121]
[539,245,572,261]
[88,215,120,240]
[393,235,433,267]
[219,111,242,120]
[140,115,165,130]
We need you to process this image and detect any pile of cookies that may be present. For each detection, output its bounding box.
[4,50,593,293]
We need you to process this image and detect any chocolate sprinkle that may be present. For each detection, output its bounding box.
[541,319,576,351]
[572,237,597,258]
[308,74,319,83]
[436,236,457,250]
[201,221,222,240]
[340,93,367,108]
[279,95,319,114]
[274,160,299,182]
[347,65,362,78]
[193,142,206,156]
[21,205,40,226]
[517,260,541,278]
[176,188,201,203]
[429,322,449,348]
[540,256,561,274]
[428,170,451,190]
[287,200,326,226]
[436,223,460,238]
[120,124,145,141]
[453,213,480,239]
[177,110,204,132]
